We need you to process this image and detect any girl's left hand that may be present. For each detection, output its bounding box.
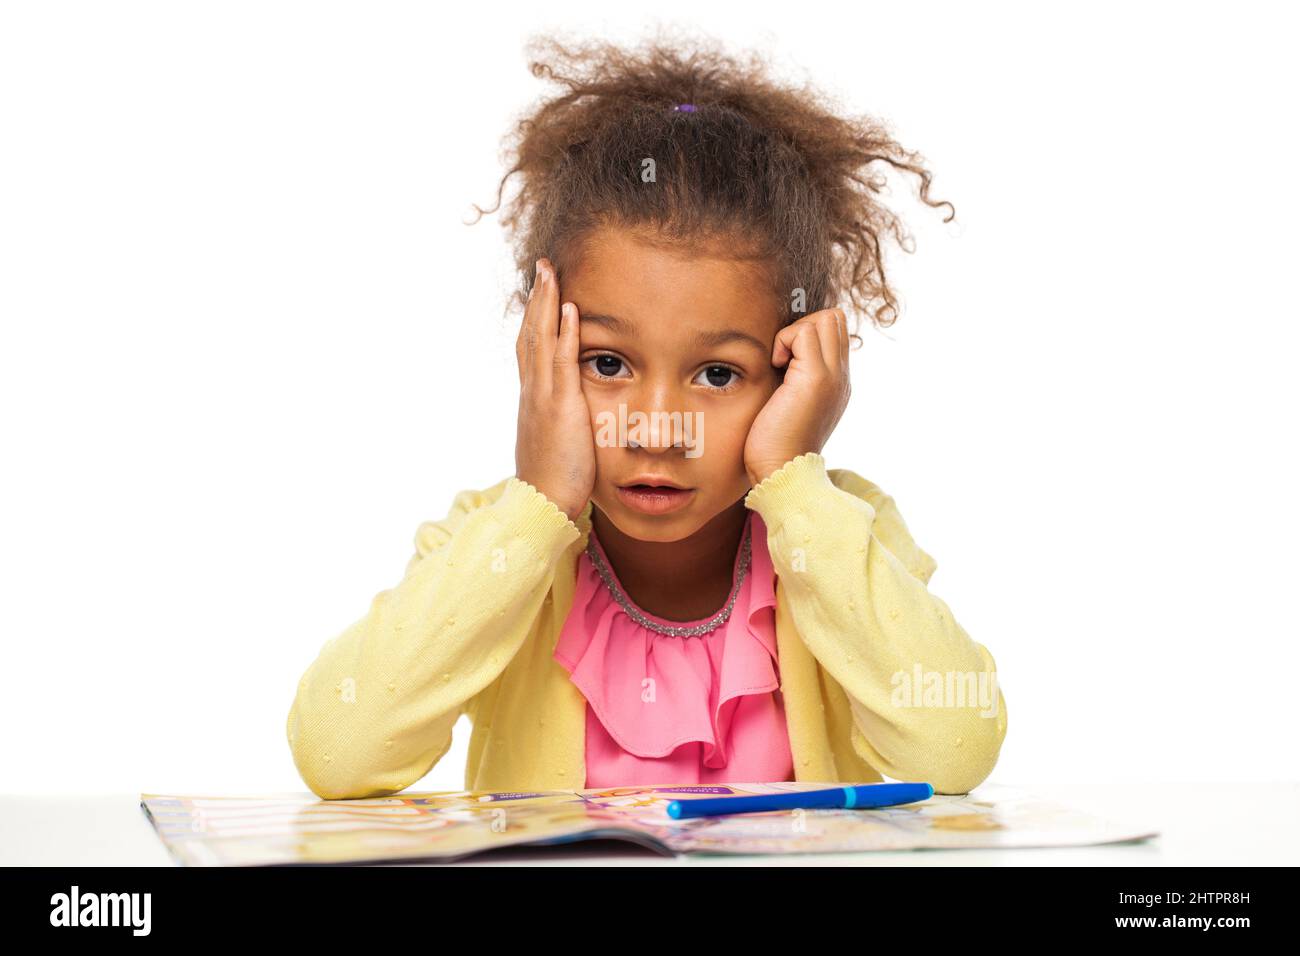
[744,308,851,486]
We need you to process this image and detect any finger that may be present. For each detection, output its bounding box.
[834,310,850,406]
[814,309,841,371]
[553,301,581,391]
[836,309,849,372]
[522,257,561,390]
[770,316,805,367]
[516,268,539,387]
[772,319,828,374]
[516,262,544,387]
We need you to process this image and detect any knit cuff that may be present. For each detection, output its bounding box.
[744,452,842,525]
[497,477,583,564]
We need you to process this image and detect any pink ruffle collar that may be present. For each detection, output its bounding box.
[552,511,779,767]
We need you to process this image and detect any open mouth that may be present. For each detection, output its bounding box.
[616,482,695,515]
[618,475,689,490]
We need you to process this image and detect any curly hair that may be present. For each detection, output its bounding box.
[469,29,954,346]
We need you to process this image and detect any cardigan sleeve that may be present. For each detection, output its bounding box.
[285,477,581,799]
[744,453,1008,794]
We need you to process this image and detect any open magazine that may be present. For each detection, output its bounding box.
[139,781,1158,866]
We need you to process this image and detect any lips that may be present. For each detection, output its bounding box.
[616,481,695,516]
[619,477,687,490]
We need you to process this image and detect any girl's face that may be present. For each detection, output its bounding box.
[561,226,783,543]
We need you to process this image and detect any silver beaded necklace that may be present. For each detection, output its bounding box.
[584,522,752,638]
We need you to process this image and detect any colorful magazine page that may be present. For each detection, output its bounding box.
[139,781,1158,866]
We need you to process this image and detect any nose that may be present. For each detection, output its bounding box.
[626,382,688,454]
[626,426,684,453]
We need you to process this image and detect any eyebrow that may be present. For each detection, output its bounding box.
[579,312,769,355]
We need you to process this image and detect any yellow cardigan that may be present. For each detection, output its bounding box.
[286,452,1007,799]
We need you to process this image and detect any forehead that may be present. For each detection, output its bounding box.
[564,226,780,347]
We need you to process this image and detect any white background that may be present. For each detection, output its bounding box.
[2,1,1296,796]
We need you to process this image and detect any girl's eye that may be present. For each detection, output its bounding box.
[583,354,630,379]
[694,365,741,391]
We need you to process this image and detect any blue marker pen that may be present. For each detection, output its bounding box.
[665,782,934,819]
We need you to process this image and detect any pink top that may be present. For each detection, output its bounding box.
[553,511,794,788]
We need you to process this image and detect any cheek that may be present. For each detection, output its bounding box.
[583,390,632,481]
[702,399,764,469]
[735,380,776,432]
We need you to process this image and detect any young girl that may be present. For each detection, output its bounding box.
[286,35,1008,800]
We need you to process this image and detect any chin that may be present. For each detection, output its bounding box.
[597,499,704,543]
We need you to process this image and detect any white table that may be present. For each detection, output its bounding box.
[3,782,1296,866]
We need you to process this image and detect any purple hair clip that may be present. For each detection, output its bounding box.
[673,103,696,112]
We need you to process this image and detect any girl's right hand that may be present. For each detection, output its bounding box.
[514,257,596,522]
